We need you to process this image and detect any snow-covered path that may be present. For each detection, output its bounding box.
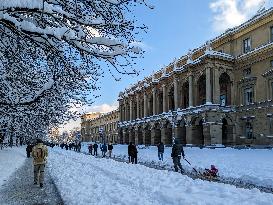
[82,144,273,189]
[0,154,63,205]
[48,148,273,205]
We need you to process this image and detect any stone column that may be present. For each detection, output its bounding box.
[213,68,220,104]
[163,84,167,112]
[152,88,157,115]
[144,92,148,117]
[124,101,127,121]
[206,67,212,104]
[174,78,179,110]
[129,98,133,121]
[189,75,193,107]
[136,94,140,119]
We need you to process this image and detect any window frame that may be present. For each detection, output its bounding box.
[244,87,254,105]
[243,37,251,54]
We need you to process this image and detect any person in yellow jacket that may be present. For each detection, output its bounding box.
[31,139,48,188]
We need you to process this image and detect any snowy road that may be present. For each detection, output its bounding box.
[0,154,63,205]
[48,148,273,205]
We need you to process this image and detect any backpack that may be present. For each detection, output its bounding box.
[33,147,45,160]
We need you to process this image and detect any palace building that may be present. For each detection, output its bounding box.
[118,8,273,146]
[81,110,119,143]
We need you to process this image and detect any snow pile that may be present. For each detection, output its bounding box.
[48,148,273,205]
[0,146,26,187]
[82,144,273,188]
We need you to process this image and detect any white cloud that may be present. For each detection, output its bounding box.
[210,0,268,33]
[59,102,118,133]
[129,41,152,51]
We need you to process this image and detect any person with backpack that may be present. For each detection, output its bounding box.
[101,143,107,157]
[157,142,164,161]
[171,139,185,173]
[93,142,98,156]
[31,139,48,188]
[108,143,113,158]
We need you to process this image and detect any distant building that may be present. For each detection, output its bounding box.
[118,8,273,146]
[81,110,119,143]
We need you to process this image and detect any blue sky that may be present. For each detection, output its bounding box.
[62,0,273,130]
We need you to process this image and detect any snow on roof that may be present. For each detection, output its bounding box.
[120,7,273,98]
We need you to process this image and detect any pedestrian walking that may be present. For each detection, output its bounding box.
[88,144,93,155]
[171,139,185,173]
[157,142,164,161]
[131,144,138,164]
[93,143,98,156]
[26,143,33,158]
[128,142,138,164]
[31,139,48,188]
[108,143,113,158]
[128,142,134,163]
[101,143,107,157]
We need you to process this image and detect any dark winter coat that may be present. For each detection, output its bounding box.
[128,144,135,156]
[93,143,98,150]
[26,144,33,153]
[128,144,138,157]
[157,143,164,153]
[102,144,107,152]
[108,144,113,150]
[171,144,185,158]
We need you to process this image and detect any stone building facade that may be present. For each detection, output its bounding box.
[118,8,273,146]
[81,110,119,143]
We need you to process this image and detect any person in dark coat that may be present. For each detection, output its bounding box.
[26,143,33,158]
[88,144,93,155]
[65,144,68,150]
[128,142,134,163]
[93,143,98,156]
[131,144,138,164]
[101,143,107,157]
[171,139,185,173]
[157,142,164,161]
[108,143,113,158]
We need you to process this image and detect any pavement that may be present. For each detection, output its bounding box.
[0,157,63,205]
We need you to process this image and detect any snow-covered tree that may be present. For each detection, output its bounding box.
[0,0,152,140]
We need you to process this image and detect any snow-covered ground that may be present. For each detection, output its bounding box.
[82,143,273,188]
[48,147,273,205]
[0,146,26,187]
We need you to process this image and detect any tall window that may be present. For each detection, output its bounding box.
[243,38,251,53]
[245,122,253,139]
[270,26,273,42]
[244,88,253,105]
